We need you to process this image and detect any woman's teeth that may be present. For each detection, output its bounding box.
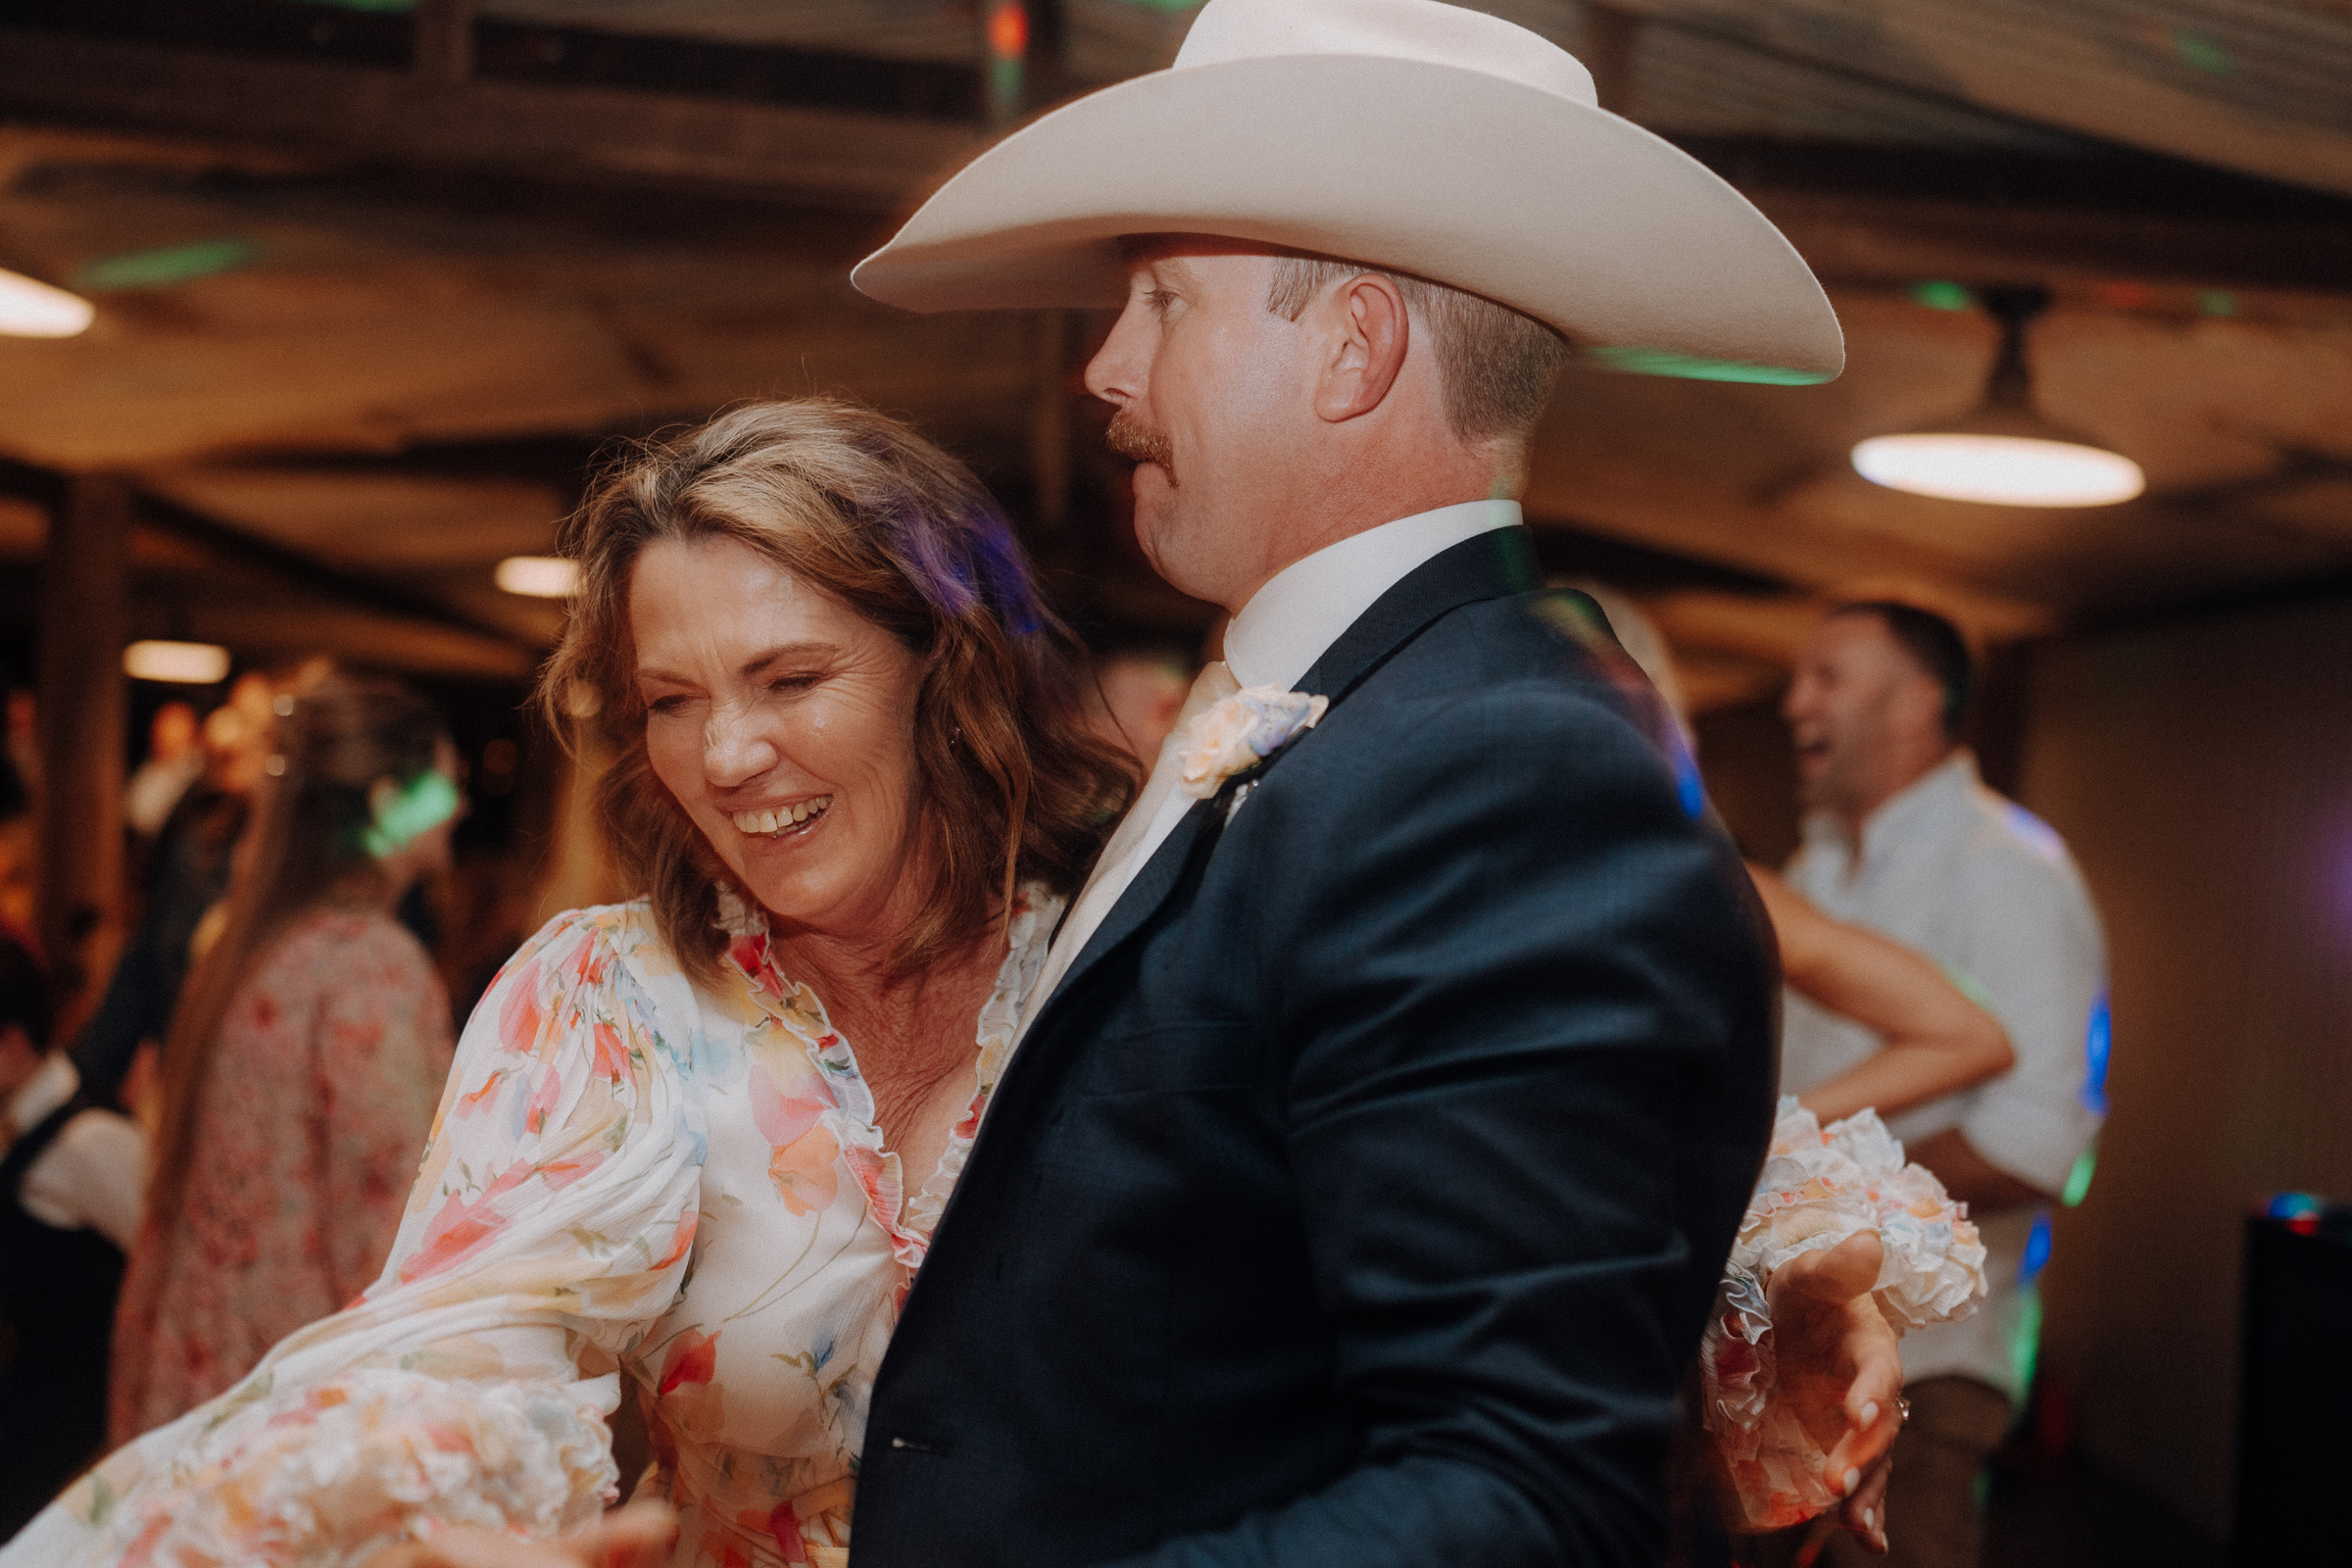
[731,796,833,837]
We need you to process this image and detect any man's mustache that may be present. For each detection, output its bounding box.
[1105,411,1176,484]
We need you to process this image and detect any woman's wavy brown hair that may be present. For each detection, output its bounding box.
[541,398,1140,979]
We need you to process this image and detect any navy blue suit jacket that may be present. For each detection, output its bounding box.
[852,527,1777,1567]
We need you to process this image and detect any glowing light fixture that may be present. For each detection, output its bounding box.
[984,1,1028,124]
[495,556,579,598]
[0,267,94,337]
[124,640,231,684]
[1852,285,2144,508]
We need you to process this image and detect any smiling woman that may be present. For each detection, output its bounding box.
[546,399,1136,981]
[2,401,1139,1568]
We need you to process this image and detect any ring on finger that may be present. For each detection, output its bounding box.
[1896,1396,1912,1423]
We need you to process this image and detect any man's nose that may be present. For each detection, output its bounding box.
[1083,298,1151,407]
[703,707,780,787]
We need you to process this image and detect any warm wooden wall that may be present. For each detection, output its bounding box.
[2018,590,2352,1540]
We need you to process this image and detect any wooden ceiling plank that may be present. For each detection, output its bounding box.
[0,27,982,208]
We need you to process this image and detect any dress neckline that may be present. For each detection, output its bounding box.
[715,886,1057,1267]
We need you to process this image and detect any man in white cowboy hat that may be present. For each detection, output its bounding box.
[835,2,1900,1563]
[385,2,1903,1563]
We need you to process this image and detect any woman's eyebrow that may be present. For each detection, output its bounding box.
[740,642,836,678]
[634,641,837,685]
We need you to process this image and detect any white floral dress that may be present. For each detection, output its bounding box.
[2,889,1058,1568]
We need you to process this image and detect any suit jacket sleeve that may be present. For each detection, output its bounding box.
[1102,675,1772,1568]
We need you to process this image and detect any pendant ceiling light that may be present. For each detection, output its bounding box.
[1851,285,2144,508]
[0,267,93,337]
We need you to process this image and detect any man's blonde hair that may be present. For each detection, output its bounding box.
[1266,257,1569,447]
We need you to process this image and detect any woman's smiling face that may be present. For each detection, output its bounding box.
[632,533,929,944]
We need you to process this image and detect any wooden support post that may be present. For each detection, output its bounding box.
[35,471,132,1011]
[414,0,476,84]
[1585,3,1643,119]
[1028,310,1071,537]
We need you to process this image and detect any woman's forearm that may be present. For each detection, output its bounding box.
[1748,864,2015,1124]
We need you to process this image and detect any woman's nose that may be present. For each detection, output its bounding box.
[702,708,780,787]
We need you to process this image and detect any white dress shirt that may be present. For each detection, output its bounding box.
[5,1050,146,1251]
[1023,499,1522,1028]
[1780,750,2108,1402]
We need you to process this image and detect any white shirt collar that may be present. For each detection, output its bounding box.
[1222,500,1522,692]
[1803,749,1979,874]
[6,1050,79,1144]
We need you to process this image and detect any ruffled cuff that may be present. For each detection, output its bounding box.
[94,1369,617,1568]
[1700,1098,1990,1530]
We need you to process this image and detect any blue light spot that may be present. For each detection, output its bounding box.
[2081,991,2111,1114]
[1674,743,1706,820]
[2267,1191,2324,1221]
[2001,801,2068,864]
[2019,1211,2053,1284]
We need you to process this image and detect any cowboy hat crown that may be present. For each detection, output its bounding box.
[853,0,1842,384]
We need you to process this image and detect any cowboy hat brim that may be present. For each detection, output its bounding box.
[853,52,1843,383]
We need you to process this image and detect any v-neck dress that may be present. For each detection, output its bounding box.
[3,889,1058,1568]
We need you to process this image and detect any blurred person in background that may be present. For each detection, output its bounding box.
[1,927,143,1540]
[1082,645,1193,768]
[1574,582,2014,1125]
[1773,600,2108,1568]
[123,701,204,841]
[108,669,462,1443]
[73,671,278,1108]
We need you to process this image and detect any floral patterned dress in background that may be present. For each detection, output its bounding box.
[109,905,455,1443]
[7,889,1054,1568]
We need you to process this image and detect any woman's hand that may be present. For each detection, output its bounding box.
[1764,1232,1904,1551]
[365,1501,678,1568]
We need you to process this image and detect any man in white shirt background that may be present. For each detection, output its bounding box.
[1778,600,2110,1568]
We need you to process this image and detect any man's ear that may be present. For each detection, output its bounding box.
[1312,272,1411,425]
[1895,670,1949,746]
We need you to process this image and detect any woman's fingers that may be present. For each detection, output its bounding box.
[1836,1455,1892,1551]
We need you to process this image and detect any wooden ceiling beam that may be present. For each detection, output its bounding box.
[131,489,543,656]
[0,27,980,209]
[1756,186,2352,295]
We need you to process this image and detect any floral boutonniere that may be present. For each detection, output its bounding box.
[1174,685,1329,801]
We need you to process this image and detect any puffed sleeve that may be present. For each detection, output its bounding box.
[3,906,707,1568]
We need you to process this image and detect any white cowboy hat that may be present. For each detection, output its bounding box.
[853,0,1842,384]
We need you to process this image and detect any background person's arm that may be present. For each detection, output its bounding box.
[1750,865,2016,1125]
